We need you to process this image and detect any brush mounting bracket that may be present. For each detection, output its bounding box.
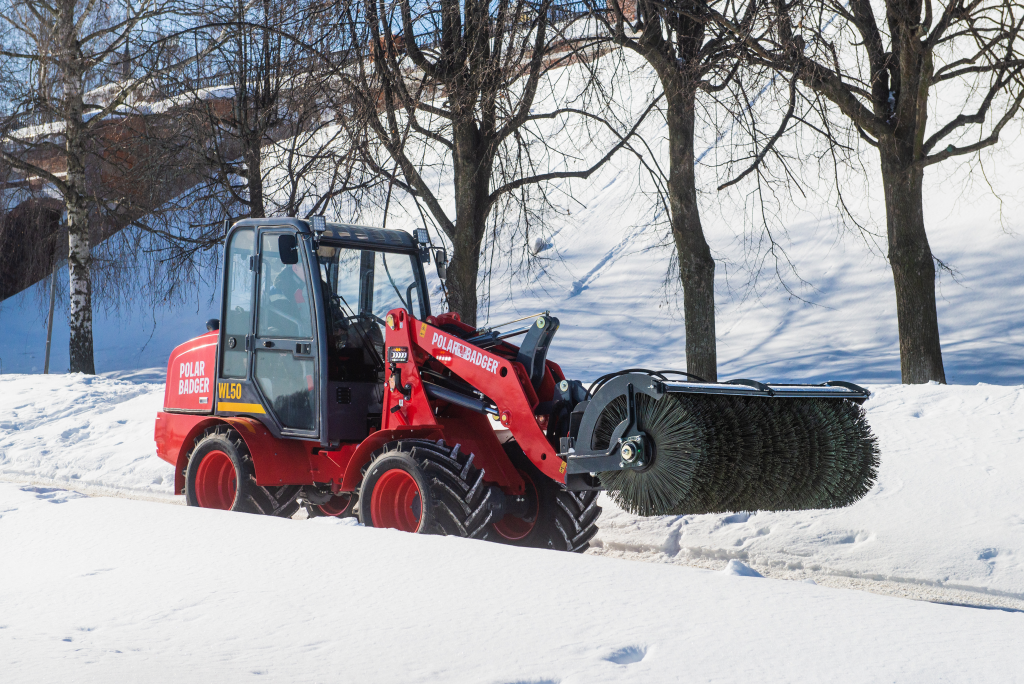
[563,373,665,475]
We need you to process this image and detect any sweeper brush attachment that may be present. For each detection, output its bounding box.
[565,373,879,517]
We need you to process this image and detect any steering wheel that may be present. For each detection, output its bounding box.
[328,296,386,328]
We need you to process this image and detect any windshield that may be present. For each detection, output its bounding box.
[316,245,427,382]
[317,246,426,322]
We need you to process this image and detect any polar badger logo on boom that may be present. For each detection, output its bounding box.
[431,332,500,374]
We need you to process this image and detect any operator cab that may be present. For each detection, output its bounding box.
[216,217,430,447]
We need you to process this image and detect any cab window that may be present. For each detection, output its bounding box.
[316,246,426,382]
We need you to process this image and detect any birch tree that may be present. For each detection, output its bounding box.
[0,0,180,373]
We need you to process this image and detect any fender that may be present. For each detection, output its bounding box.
[338,426,444,492]
[220,417,317,487]
[158,412,320,493]
[156,412,223,495]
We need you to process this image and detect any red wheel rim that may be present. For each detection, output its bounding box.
[194,450,237,510]
[493,470,539,541]
[370,469,422,532]
[316,494,354,517]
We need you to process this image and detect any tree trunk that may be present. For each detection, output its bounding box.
[66,197,94,374]
[666,86,717,382]
[445,122,492,328]
[61,26,95,375]
[879,147,945,384]
[446,233,482,327]
[245,143,265,218]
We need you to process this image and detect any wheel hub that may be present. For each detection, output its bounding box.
[370,469,422,532]
[492,469,539,541]
[316,493,354,517]
[194,450,237,510]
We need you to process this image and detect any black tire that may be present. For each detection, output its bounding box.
[185,425,300,517]
[306,493,357,518]
[358,439,497,539]
[491,441,601,553]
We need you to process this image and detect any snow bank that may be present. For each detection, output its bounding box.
[0,374,171,493]
[1,481,1022,683]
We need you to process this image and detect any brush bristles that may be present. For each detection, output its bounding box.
[595,393,880,517]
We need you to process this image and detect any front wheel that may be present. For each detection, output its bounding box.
[358,439,497,538]
[185,425,300,517]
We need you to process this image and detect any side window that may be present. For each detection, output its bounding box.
[257,233,313,339]
[253,231,317,432]
[334,248,361,311]
[221,229,254,378]
[254,354,316,431]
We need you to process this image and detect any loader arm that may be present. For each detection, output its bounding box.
[380,309,565,489]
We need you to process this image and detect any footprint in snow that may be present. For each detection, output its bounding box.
[79,568,114,577]
[604,645,649,665]
[20,486,86,504]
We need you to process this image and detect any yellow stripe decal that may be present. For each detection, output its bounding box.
[218,401,266,414]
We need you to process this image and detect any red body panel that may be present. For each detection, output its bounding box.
[163,332,218,412]
[309,444,358,490]
[383,309,565,485]
[436,406,523,487]
[220,417,319,486]
[155,411,223,494]
[156,412,327,493]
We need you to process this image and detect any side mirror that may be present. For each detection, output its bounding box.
[206,318,220,332]
[278,234,299,265]
[434,248,447,280]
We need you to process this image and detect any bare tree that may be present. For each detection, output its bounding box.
[589,0,779,382]
[0,0,184,373]
[724,0,1024,383]
[334,0,650,326]
[146,0,380,240]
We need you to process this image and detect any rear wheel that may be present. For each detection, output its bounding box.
[358,439,497,538]
[306,493,357,518]
[491,441,601,553]
[185,425,300,517]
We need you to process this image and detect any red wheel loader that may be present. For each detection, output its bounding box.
[155,217,879,552]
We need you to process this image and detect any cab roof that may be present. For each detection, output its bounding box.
[230,217,418,252]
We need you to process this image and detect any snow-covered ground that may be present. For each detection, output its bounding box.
[2,44,1023,681]
[3,372,1023,613]
[0,374,171,494]
[2,480,1023,684]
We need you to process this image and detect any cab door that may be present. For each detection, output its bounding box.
[252,229,319,436]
